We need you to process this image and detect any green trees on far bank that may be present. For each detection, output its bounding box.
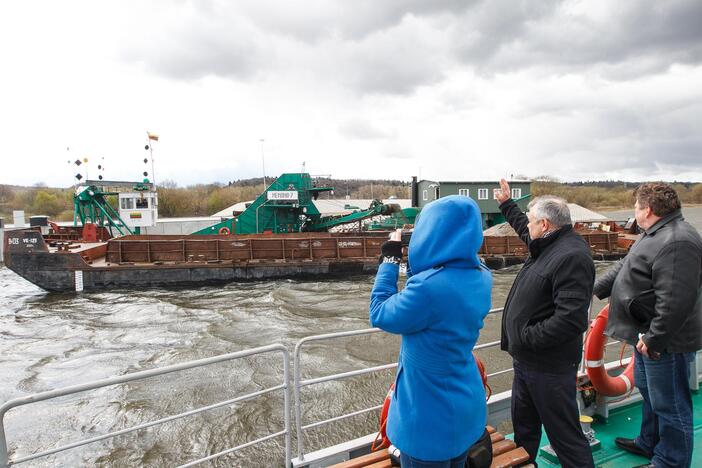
[2,179,702,222]
[0,186,74,221]
[533,181,702,209]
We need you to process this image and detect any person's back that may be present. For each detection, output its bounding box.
[370,195,492,463]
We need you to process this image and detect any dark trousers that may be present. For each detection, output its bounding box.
[511,360,594,468]
[400,447,469,467]
[634,350,695,468]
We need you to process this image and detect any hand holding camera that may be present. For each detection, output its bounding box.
[379,229,403,264]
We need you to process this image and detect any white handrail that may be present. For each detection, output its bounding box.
[0,344,290,468]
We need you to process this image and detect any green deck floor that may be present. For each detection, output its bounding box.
[531,390,702,467]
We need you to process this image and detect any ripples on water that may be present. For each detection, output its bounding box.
[0,259,635,467]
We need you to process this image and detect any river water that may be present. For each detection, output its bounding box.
[1,206,700,467]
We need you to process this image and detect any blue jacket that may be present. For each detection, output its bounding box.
[370,195,492,461]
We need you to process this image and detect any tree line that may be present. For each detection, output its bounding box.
[2,178,701,222]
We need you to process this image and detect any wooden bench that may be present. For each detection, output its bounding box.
[329,426,532,468]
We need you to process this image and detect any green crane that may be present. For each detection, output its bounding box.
[73,184,133,237]
[194,173,401,235]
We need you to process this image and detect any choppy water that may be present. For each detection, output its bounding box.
[1,206,700,467]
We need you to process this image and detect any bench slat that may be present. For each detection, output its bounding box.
[490,447,530,468]
[491,439,517,456]
[365,460,393,468]
[328,450,389,468]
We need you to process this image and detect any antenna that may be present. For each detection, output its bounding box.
[260,138,267,188]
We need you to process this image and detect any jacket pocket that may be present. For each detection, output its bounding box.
[627,289,656,325]
[393,362,404,398]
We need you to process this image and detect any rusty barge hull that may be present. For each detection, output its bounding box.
[4,228,632,292]
[3,230,386,292]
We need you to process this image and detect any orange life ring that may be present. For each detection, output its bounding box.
[371,383,394,451]
[218,226,231,235]
[584,304,635,396]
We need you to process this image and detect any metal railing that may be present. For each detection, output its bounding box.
[292,307,506,462]
[0,344,291,468]
[0,302,651,467]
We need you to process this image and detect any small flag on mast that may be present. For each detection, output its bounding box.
[147,131,159,141]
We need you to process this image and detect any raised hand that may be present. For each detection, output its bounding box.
[494,178,511,204]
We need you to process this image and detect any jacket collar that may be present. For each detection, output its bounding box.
[644,209,683,236]
[529,224,572,258]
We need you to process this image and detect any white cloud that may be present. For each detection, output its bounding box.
[1,0,701,187]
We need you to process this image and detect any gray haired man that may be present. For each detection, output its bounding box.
[495,179,595,467]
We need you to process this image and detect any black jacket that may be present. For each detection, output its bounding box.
[594,210,702,353]
[499,200,595,372]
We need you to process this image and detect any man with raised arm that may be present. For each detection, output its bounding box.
[495,179,595,467]
[594,183,702,468]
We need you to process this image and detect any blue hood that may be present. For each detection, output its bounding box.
[408,195,483,273]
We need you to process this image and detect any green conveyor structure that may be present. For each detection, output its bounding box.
[195,173,401,235]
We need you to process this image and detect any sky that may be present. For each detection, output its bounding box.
[1,0,701,187]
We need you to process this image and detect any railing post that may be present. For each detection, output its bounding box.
[293,341,305,461]
[282,348,292,467]
[0,417,9,468]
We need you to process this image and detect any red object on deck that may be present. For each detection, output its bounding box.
[82,223,98,243]
[584,304,635,396]
[371,384,394,451]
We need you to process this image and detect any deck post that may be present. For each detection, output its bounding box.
[0,420,8,468]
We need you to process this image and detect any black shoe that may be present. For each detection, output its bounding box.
[631,464,653,468]
[615,437,653,459]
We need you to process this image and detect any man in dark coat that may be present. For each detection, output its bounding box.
[495,179,594,467]
[594,183,702,468]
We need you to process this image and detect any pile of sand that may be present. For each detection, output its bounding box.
[483,222,518,237]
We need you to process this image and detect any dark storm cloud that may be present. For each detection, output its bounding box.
[121,0,467,92]
[452,0,702,74]
[640,137,702,167]
[122,0,702,96]
[450,0,559,65]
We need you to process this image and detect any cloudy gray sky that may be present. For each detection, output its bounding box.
[1,0,701,186]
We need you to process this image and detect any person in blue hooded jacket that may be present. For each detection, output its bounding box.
[370,195,492,466]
